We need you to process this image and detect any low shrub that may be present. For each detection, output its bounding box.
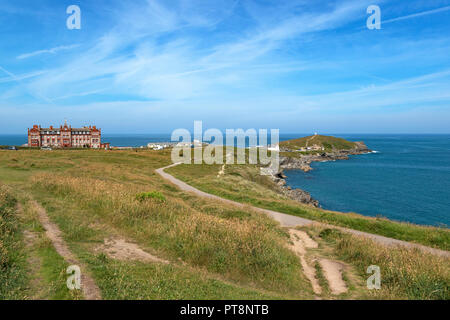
[135,191,166,203]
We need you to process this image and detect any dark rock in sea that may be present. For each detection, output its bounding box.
[266,167,319,207]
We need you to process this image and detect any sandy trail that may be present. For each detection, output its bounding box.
[290,229,318,249]
[289,229,348,296]
[96,238,169,264]
[319,259,348,295]
[289,229,321,295]
[31,200,102,300]
[156,163,450,258]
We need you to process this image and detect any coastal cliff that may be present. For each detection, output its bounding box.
[280,140,371,172]
[268,135,371,207]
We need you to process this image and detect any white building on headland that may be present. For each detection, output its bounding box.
[147,143,169,150]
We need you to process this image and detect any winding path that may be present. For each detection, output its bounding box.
[156,163,449,258]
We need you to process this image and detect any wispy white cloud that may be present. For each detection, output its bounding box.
[285,69,450,112]
[0,65,54,104]
[0,69,47,83]
[16,44,80,60]
[383,5,450,25]
[19,0,377,103]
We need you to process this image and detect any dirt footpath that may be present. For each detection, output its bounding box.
[31,200,102,300]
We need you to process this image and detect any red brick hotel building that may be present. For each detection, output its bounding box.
[28,121,102,148]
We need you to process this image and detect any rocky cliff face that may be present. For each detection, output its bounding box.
[269,171,319,207]
[280,140,371,172]
[282,184,319,207]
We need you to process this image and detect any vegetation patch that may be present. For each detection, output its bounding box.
[0,186,28,299]
[85,253,284,300]
[280,135,357,152]
[34,237,83,300]
[136,191,166,203]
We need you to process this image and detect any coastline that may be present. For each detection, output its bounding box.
[271,141,371,207]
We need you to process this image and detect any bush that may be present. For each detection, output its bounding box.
[135,191,166,203]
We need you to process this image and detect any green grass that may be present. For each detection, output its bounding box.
[136,191,166,203]
[0,186,28,299]
[80,253,284,300]
[167,163,450,251]
[280,134,357,151]
[314,261,330,296]
[34,237,82,300]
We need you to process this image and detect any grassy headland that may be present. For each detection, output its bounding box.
[280,134,357,152]
[0,149,313,299]
[0,147,448,299]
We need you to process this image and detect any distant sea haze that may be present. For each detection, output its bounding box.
[1,133,449,227]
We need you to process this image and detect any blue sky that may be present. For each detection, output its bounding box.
[0,0,449,133]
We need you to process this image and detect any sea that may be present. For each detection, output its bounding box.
[1,133,449,227]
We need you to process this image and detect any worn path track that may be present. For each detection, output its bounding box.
[31,200,102,300]
[156,163,449,258]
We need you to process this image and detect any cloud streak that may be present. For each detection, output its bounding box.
[16,44,80,60]
[383,5,450,25]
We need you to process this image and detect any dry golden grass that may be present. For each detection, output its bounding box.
[31,172,312,297]
[317,227,450,300]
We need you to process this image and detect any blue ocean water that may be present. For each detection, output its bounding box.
[284,134,450,227]
[1,133,449,226]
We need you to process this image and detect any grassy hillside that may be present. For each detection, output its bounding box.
[0,148,448,300]
[280,135,357,151]
[0,149,313,299]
